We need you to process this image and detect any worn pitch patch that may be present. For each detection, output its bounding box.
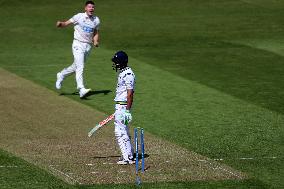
[0,68,246,184]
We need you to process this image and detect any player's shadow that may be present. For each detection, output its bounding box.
[92,153,149,160]
[84,90,112,98]
[92,154,150,170]
[134,153,150,160]
[60,90,112,98]
[92,155,121,159]
[135,153,150,171]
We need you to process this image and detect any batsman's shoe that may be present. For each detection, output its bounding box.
[79,88,91,98]
[55,72,63,90]
[117,159,135,165]
[118,155,135,161]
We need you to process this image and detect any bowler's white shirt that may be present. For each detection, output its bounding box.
[115,67,135,102]
[69,12,100,43]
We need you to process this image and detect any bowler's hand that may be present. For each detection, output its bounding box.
[56,21,62,27]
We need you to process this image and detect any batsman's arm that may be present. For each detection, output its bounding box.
[126,89,134,110]
[56,20,72,28]
[93,29,99,47]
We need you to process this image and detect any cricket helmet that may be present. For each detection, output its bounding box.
[112,51,128,71]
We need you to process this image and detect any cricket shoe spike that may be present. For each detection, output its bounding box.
[56,72,63,90]
[79,88,91,98]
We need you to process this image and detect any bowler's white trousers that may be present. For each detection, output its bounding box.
[60,39,92,90]
[114,104,134,161]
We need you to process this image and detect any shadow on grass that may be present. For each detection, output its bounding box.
[92,155,121,159]
[60,90,112,99]
[92,153,150,160]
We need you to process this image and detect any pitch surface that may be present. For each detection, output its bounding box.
[0,68,245,184]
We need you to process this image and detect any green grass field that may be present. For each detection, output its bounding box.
[0,0,283,188]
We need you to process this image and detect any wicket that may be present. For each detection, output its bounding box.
[134,127,145,185]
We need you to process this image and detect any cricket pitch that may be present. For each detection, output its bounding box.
[0,68,246,184]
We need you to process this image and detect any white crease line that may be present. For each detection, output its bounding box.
[90,171,99,174]
[196,159,242,179]
[239,158,253,160]
[90,170,126,174]
[103,162,114,165]
[203,160,242,179]
[217,165,242,179]
[49,165,82,185]
[213,156,278,161]
[197,156,279,179]
[0,165,18,168]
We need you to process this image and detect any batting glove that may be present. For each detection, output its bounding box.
[123,110,132,125]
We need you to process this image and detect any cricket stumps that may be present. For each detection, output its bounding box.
[134,127,145,185]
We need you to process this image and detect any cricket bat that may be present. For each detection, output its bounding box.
[88,114,115,137]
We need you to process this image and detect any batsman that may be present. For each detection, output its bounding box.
[111,51,136,165]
